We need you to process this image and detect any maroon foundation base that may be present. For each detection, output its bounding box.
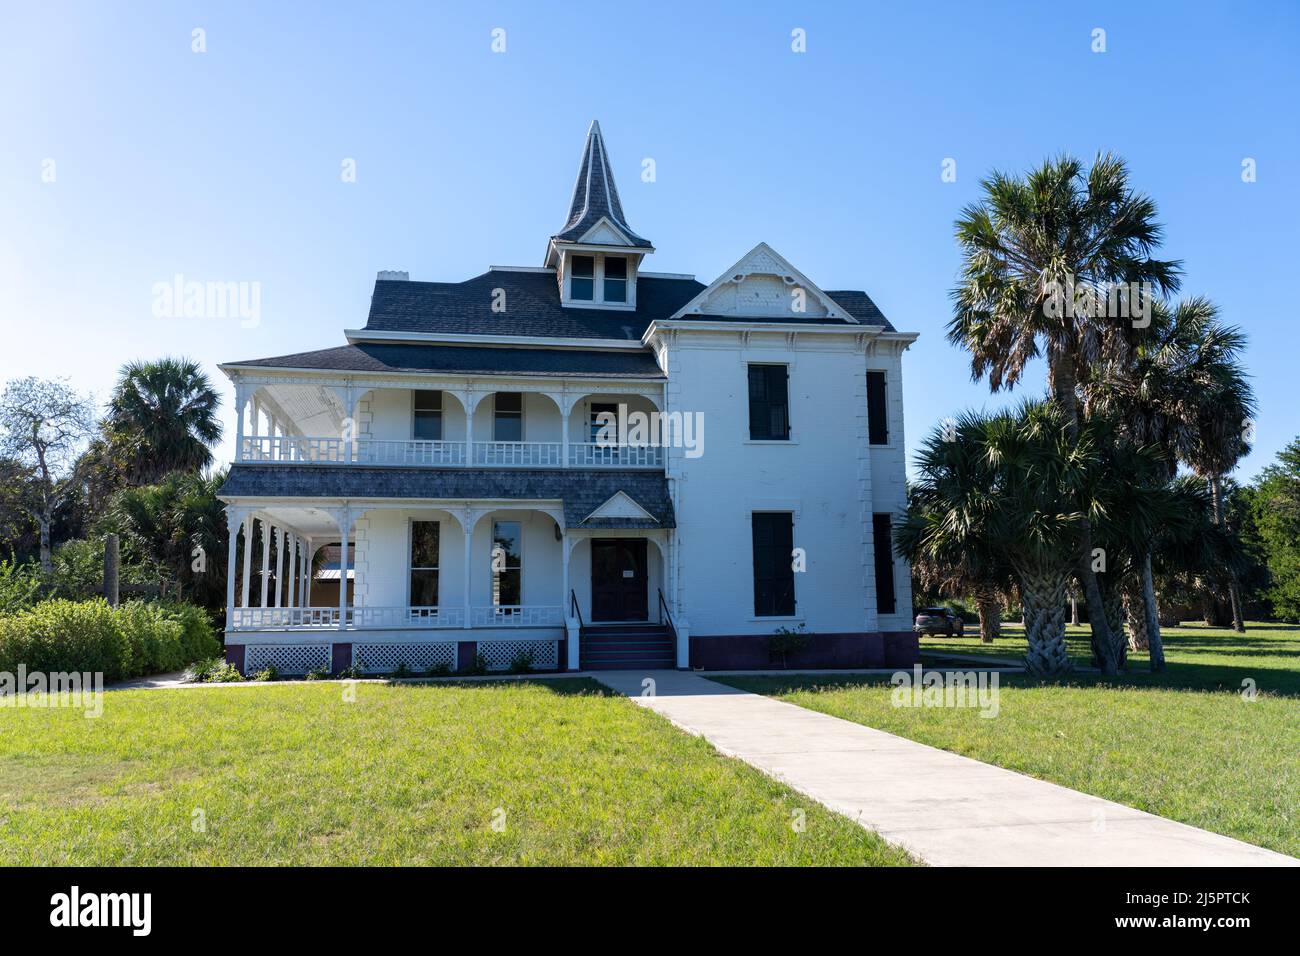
[456,641,478,671]
[331,643,353,675]
[689,631,918,670]
[224,643,245,673]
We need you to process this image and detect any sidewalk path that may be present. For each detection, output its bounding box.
[593,670,1297,867]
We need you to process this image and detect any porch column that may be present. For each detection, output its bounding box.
[234,383,247,462]
[224,508,242,631]
[563,534,580,671]
[305,544,315,606]
[337,507,351,630]
[464,392,475,466]
[462,511,473,629]
[287,533,298,609]
[240,514,253,607]
[273,527,285,608]
[258,519,271,607]
[251,396,262,458]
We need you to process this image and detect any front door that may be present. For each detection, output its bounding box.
[591,539,648,622]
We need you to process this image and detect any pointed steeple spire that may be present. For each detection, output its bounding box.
[552,120,651,248]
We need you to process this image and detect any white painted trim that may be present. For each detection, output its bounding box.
[670,242,855,323]
[340,329,645,350]
[639,271,696,280]
[582,491,658,524]
[488,265,556,274]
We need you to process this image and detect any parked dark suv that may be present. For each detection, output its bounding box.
[914,607,965,637]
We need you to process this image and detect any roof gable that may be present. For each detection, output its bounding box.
[670,243,855,324]
[582,490,657,524]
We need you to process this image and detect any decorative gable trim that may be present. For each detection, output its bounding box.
[578,216,634,247]
[582,490,658,524]
[670,242,856,323]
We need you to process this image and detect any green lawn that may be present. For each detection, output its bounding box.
[0,678,915,866]
[720,623,1299,858]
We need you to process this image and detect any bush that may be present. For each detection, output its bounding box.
[507,649,535,674]
[184,656,244,683]
[0,597,220,683]
[249,665,279,682]
[767,623,811,669]
[0,558,41,615]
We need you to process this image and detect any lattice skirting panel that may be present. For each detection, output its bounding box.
[244,644,332,675]
[352,642,457,674]
[477,639,559,671]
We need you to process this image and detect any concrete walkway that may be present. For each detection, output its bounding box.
[593,670,1298,867]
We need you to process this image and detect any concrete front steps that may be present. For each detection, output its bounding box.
[580,623,675,670]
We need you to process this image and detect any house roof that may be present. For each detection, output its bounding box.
[219,466,675,529]
[359,270,894,340]
[225,342,664,379]
[553,120,651,249]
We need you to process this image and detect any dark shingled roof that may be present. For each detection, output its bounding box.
[227,342,664,379]
[365,270,703,340]
[553,120,651,248]
[362,270,895,340]
[220,466,674,529]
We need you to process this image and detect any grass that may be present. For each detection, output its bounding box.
[0,678,915,866]
[719,623,1299,857]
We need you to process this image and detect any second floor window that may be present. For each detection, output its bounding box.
[492,521,522,607]
[410,521,440,606]
[603,256,627,302]
[747,364,790,440]
[494,393,523,442]
[570,255,595,300]
[413,390,442,440]
[867,371,888,445]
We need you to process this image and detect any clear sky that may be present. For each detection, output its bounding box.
[2,1,1296,481]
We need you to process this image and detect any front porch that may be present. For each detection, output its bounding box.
[221,492,679,675]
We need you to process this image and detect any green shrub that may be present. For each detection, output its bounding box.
[0,558,41,615]
[184,656,244,683]
[461,652,490,677]
[424,662,453,678]
[249,665,279,682]
[0,598,130,680]
[507,649,535,674]
[0,598,220,682]
[303,665,330,681]
[392,662,413,678]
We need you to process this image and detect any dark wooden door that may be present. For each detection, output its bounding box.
[591,539,649,621]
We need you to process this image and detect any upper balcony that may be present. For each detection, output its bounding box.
[232,381,667,470]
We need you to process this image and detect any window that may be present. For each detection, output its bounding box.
[747,364,790,440]
[590,402,618,444]
[752,512,796,617]
[413,390,442,440]
[867,371,888,445]
[492,521,522,607]
[570,255,595,300]
[409,521,440,606]
[494,393,523,442]
[603,256,627,303]
[872,513,897,615]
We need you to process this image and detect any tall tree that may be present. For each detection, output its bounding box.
[106,358,222,484]
[948,153,1181,669]
[1249,438,1300,622]
[1085,298,1255,659]
[0,378,97,571]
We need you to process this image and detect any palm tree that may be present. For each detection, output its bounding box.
[1085,298,1256,653]
[949,154,1181,668]
[107,358,222,484]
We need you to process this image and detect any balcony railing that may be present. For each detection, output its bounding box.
[238,437,663,469]
[230,605,566,630]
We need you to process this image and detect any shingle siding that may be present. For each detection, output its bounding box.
[220,465,674,529]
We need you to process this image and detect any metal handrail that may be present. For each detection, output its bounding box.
[657,588,676,645]
[569,589,584,629]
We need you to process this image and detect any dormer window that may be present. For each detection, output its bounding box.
[603,256,627,303]
[563,252,634,308]
[570,255,595,301]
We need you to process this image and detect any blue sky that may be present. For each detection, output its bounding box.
[2,1,1297,480]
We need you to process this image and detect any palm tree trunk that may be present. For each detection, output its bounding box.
[1142,551,1166,671]
[1124,590,1148,650]
[1019,564,1071,677]
[975,586,1002,643]
[1050,353,1120,675]
[1207,474,1247,633]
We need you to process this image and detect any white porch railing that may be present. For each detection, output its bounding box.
[470,605,564,627]
[568,442,664,468]
[472,441,563,467]
[230,605,564,630]
[238,436,664,469]
[231,605,465,630]
[355,440,466,466]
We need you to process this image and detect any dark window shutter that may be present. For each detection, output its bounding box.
[872,513,896,615]
[867,371,888,445]
[748,365,790,441]
[753,512,796,617]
